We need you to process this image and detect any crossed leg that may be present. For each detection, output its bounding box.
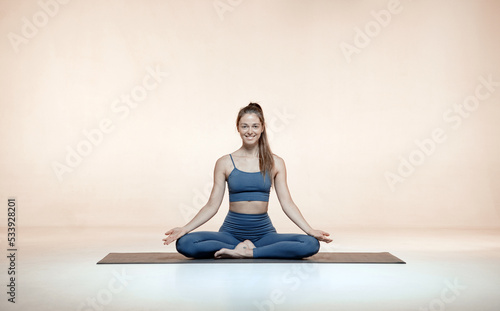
[252,233,320,259]
[175,231,242,259]
[176,231,320,259]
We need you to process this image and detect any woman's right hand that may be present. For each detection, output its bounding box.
[163,227,187,245]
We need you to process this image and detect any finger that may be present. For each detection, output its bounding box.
[165,230,173,235]
[165,234,179,245]
[319,231,329,236]
[320,236,332,243]
[163,235,173,242]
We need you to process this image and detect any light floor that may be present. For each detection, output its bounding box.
[1,227,500,311]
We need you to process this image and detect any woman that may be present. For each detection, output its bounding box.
[163,103,332,259]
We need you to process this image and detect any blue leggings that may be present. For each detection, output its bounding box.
[176,210,320,259]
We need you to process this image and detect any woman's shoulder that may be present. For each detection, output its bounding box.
[212,154,234,177]
[215,153,239,169]
[272,153,285,168]
[213,153,284,167]
[215,154,232,165]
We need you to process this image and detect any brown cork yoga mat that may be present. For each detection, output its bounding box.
[97,252,406,264]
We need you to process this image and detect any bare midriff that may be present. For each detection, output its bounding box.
[229,201,269,214]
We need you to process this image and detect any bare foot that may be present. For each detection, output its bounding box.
[242,240,256,250]
[214,241,254,259]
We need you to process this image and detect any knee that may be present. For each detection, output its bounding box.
[175,234,193,258]
[301,235,320,257]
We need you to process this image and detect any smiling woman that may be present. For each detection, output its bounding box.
[162,103,332,259]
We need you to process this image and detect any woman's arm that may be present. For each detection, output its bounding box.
[163,156,227,245]
[273,155,332,243]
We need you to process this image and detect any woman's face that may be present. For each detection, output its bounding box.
[238,113,264,145]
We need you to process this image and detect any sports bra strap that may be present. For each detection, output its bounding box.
[229,154,236,169]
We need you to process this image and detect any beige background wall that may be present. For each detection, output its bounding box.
[1,0,499,231]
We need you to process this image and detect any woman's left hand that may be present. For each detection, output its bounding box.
[308,229,333,243]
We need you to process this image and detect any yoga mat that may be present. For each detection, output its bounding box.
[97,252,405,264]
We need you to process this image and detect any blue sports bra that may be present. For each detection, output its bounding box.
[227,154,272,202]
